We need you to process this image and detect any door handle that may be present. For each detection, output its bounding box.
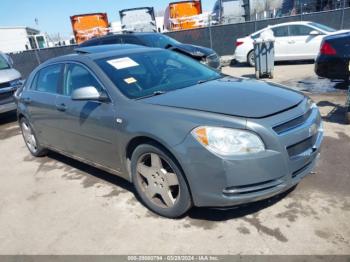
[56,103,67,112]
[288,40,296,44]
[22,97,32,105]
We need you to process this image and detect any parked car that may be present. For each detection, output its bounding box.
[315,31,350,81]
[314,31,350,124]
[79,32,221,69]
[0,52,23,114]
[16,45,323,218]
[235,21,349,66]
[119,7,157,33]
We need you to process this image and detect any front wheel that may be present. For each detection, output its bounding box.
[131,143,192,218]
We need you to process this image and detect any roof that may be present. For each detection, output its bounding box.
[75,44,144,54]
[0,26,40,33]
[41,44,157,66]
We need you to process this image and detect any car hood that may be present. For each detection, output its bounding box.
[142,77,304,118]
[171,43,215,57]
[0,68,21,83]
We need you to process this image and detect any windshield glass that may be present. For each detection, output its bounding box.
[309,22,336,32]
[138,34,180,48]
[96,49,221,99]
[0,54,11,70]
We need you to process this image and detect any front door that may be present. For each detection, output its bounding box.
[55,63,120,171]
[288,25,324,60]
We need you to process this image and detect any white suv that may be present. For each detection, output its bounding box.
[234,21,348,66]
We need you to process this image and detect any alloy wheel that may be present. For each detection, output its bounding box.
[21,121,38,153]
[136,153,180,208]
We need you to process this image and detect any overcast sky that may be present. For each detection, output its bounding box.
[0,0,217,37]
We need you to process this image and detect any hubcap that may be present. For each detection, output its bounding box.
[21,121,37,153]
[136,153,180,208]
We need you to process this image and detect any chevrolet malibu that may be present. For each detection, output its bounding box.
[16,44,323,218]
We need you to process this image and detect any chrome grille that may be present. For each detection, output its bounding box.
[0,82,10,89]
[273,109,312,134]
[287,135,317,158]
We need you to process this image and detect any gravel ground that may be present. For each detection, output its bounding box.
[0,62,349,255]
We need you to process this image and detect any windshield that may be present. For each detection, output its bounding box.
[138,34,180,48]
[0,54,11,70]
[309,22,336,32]
[96,49,221,99]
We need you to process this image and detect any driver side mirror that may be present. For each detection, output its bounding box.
[71,86,109,102]
[309,30,320,36]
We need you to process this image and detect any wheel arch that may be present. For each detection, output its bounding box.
[125,135,194,201]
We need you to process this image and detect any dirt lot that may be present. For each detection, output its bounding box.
[0,62,349,255]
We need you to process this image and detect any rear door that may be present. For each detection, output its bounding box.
[270,25,290,60]
[55,62,120,170]
[288,24,323,59]
[21,64,64,148]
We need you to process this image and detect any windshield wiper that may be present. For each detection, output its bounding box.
[136,91,167,100]
[197,75,225,85]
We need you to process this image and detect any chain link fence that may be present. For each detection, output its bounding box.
[166,7,350,56]
[7,5,350,78]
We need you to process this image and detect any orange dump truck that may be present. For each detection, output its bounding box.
[70,13,109,44]
[165,0,205,31]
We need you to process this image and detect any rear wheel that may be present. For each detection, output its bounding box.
[20,117,47,157]
[131,143,192,218]
[247,50,255,67]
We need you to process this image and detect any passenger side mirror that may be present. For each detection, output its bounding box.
[71,86,109,102]
[309,30,320,36]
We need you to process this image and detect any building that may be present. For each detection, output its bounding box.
[0,26,48,53]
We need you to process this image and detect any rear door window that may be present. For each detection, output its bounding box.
[34,64,62,93]
[271,26,289,37]
[289,25,314,36]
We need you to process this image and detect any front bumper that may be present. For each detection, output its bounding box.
[174,103,323,207]
[0,86,18,114]
[0,102,16,114]
[315,55,349,80]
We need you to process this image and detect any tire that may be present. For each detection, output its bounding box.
[20,117,47,157]
[247,50,255,67]
[346,111,350,125]
[131,143,192,218]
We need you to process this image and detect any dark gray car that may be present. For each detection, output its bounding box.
[16,45,323,218]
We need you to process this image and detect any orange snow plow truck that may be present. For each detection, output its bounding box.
[70,13,109,44]
[165,0,205,31]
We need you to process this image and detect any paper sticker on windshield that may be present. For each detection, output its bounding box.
[124,77,137,84]
[107,57,139,70]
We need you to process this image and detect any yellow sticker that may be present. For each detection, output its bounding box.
[124,77,137,84]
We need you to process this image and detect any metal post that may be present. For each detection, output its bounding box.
[208,14,213,49]
[340,0,345,29]
[34,49,41,65]
[300,0,303,21]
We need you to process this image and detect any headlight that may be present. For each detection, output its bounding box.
[191,126,265,156]
[10,78,23,87]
